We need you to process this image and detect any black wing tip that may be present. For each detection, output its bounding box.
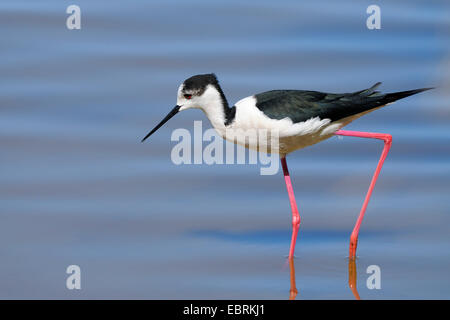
[368,83,435,95]
[385,86,434,103]
[394,86,434,95]
[417,87,435,92]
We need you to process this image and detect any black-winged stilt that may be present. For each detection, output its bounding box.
[141,73,432,260]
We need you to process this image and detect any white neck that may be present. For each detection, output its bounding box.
[198,85,228,134]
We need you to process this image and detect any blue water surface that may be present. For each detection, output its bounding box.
[0,0,449,299]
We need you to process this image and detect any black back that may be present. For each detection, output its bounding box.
[254,83,432,123]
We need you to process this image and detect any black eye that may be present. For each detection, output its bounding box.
[184,94,192,100]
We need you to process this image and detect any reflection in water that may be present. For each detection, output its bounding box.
[288,258,361,300]
[348,259,361,300]
[288,258,298,300]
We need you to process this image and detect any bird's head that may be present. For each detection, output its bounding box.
[141,73,226,142]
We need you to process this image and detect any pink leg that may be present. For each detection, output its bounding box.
[281,157,301,259]
[334,130,392,259]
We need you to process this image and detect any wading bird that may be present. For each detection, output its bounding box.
[141,73,431,260]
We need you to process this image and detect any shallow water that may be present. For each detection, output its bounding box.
[1,0,449,299]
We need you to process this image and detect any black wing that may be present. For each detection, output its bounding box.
[254,83,431,123]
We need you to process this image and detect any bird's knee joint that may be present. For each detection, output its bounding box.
[383,134,392,145]
[292,215,300,227]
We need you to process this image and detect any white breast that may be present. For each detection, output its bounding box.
[209,94,385,155]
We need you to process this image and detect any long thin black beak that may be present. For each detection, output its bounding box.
[141,105,181,142]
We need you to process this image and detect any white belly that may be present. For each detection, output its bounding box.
[213,95,372,156]
[213,96,336,155]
